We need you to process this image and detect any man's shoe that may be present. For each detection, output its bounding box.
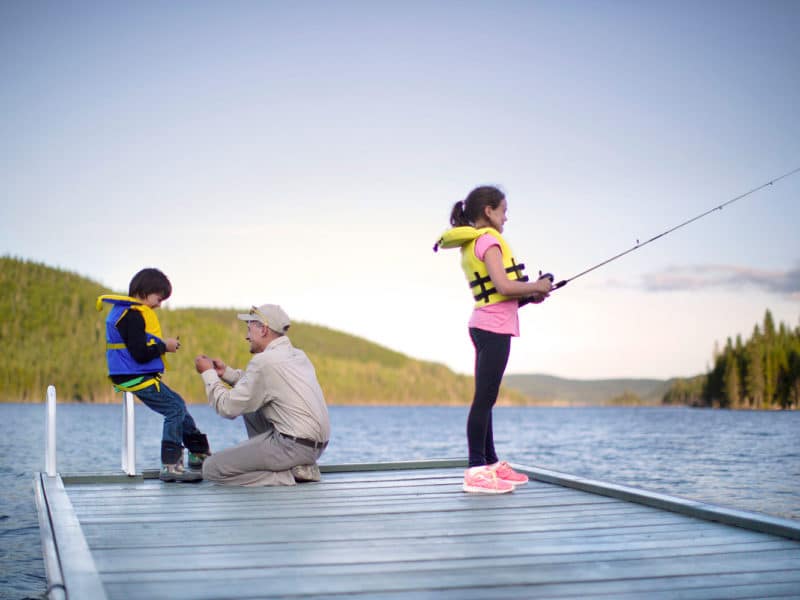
[462,466,514,494]
[489,461,529,486]
[291,464,321,483]
[160,461,202,482]
[188,452,210,470]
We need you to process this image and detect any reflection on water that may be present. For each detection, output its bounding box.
[1,403,798,599]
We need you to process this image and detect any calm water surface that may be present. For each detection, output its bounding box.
[1,403,798,599]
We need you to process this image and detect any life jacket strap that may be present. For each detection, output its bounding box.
[469,272,495,304]
[469,260,529,303]
[507,259,528,281]
[112,374,161,393]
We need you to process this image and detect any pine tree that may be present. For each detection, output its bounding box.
[763,311,778,405]
[745,326,765,409]
[723,351,742,408]
[763,310,776,341]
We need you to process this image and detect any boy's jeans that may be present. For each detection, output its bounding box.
[135,382,204,463]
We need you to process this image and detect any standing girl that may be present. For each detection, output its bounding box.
[435,186,552,494]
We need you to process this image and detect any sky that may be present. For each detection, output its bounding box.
[2,1,799,381]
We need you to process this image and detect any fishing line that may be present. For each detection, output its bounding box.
[547,165,800,292]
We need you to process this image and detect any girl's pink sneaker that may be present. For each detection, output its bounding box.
[462,466,514,494]
[490,461,529,486]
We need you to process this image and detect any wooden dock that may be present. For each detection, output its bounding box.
[35,460,800,599]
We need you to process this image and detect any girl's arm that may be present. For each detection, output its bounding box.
[483,246,552,299]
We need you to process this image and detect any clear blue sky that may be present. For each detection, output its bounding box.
[2,1,798,380]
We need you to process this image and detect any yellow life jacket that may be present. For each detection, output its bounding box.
[435,227,529,306]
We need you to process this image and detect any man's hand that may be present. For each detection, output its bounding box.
[195,355,213,374]
[165,337,181,352]
[212,358,227,377]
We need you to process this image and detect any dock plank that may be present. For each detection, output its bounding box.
[37,462,800,600]
[97,549,800,600]
[258,573,800,600]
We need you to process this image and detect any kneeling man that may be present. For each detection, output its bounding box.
[195,304,330,486]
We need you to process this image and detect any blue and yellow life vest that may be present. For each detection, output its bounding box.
[435,226,529,306]
[96,294,167,391]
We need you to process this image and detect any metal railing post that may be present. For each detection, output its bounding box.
[45,385,57,477]
[121,391,136,476]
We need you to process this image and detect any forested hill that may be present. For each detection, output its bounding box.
[503,374,671,406]
[662,310,800,410]
[0,256,528,405]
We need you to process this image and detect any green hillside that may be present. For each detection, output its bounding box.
[503,373,672,406]
[0,256,528,405]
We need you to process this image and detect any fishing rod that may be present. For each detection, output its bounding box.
[539,165,800,293]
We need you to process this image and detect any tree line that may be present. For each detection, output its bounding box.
[663,310,800,409]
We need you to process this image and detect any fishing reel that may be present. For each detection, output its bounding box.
[519,271,560,306]
[540,271,569,290]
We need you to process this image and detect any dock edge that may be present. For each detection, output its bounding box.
[516,463,800,541]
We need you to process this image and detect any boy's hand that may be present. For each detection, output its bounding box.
[195,355,213,373]
[165,337,181,352]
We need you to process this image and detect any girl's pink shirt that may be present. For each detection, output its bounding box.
[467,233,520,336]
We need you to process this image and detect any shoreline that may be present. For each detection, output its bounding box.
[1,398,795,410]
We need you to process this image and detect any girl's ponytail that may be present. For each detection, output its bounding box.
[449,200,470,226]
[433,200,470,251]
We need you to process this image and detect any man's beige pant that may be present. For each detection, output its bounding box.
[202,412,324,486]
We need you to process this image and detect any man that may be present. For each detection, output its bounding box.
[194,304,330,486]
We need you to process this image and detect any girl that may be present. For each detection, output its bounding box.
[435,186,552,494]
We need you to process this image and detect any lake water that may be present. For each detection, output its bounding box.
[1,403,799,599]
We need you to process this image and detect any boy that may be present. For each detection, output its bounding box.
[97,268,210,482]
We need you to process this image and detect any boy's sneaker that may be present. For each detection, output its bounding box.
[462,466,514,494]
[490,461,529,486]
[188,452,210,470]
[160,461,202,482]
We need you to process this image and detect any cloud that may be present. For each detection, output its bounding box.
[640,264,800,297]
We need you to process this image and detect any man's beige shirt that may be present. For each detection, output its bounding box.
[201,335,330,443]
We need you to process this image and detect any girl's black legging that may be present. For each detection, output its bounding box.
[467,327,511,467]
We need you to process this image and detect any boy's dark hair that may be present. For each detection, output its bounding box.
[450,185,505,227]
[128,268,172,300]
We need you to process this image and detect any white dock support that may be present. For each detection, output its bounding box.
[45,385,57,477]
[121,391,136,476]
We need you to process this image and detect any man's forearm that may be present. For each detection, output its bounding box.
[201,368,262,419]
[201,370,236,418]
[221,366,242,386]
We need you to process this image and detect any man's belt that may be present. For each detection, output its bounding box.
[278,431,328,449]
